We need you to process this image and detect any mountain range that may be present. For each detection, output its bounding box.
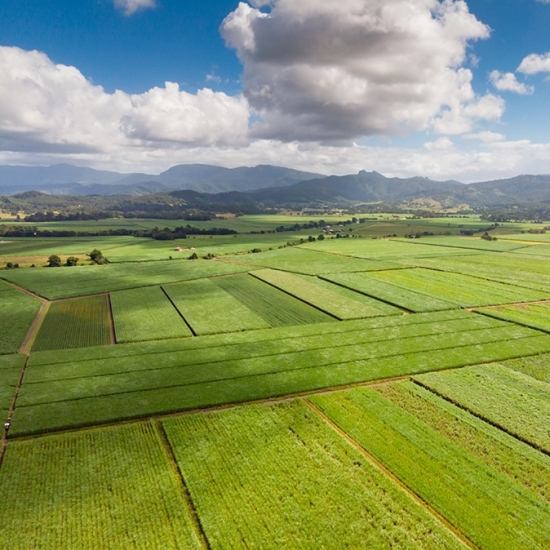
[1,163,550,210]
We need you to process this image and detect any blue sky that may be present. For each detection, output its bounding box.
[0,0,549,181]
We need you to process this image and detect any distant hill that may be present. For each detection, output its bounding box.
[0,163,324,196]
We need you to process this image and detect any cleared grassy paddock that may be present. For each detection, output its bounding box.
[214,273,335,327]
[32,295,112,351]
[110,286,192,343]
[251,269,401,319]
[163,400,466,550]
[392,236,529,252]
[503,353,550,384]
[0,280,41,354]
[0,423,201,549]
[164,278,270,335]
[415,363,550,453]
[310,388,550,550]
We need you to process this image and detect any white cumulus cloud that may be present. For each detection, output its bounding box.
[221,0,496,142]
[489,70,533,94]
[113,0,156,16]
[517,52,550,75]
[0,46,250,155]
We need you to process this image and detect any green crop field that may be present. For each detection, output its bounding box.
[223,246,397,274]
[503,353,550,384]
[366,268,547,307]
[3,223,550,547]
[32,295,112,351]
[322,271,456,312]
[310,388,550,550]
[375,380,550,502]
[1,259,251,299]
[214,273,335,326]
[0,280,41,354]
[415,363,550,453]
[0,355,26,420]
[252,268,401,319]
[12,314,550,435]
[163,400,466,549]
[110,286,192,343]
[164,278,270,335]
[0,422,201,549]
[476,302,550,332]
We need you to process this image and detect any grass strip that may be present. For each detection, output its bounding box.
[476,302,550,333]
[310,388,550,550]
[162,400,466,550]
[502,353,550,384]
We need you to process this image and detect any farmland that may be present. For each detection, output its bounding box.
[164,277,270,335]
[110,286,192,343]
[1,215,550,548]
[32,295,112,351]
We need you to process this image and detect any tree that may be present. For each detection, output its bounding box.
[89,249,109,264]
[47,255,62,267]
[318,234,325,241]
[65,256,79,267]
[308,235,316,242]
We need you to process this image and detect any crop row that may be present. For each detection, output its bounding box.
[367,268,547,308]
[0,355,26,420]
[11,325,550,435]
[251,269,401,319]
[0,281,42,355]
[375,380,550,503]
[0,422,201,549]
[163,278,270,335]
[310,388,550,550]
[322,272,456,312]
[392,236,528,252]
[162,399,465,549]
[32,295,112,352]
[214,273,334,326]
[476,302,550,333]
[26,309,471,368]
[110,286,192,343]
[502,353,550,384]
[414,363,550,453]
[24,313,507,384]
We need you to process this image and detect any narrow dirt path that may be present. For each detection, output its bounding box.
[20,301,50,354]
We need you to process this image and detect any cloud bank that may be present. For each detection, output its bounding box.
[0,47,250,155]
[113,0,157,16]
[489,71,533,94]
[221,0,498,142]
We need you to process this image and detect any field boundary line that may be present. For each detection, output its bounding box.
[160,286,197,337]
[106,293,117,344]
[153,420,212,550]
[0,278,48,301]
[412,378,550,458]
[303,398,479,550]
[21,301,50,354]
[0,355,30,469]
[472,308,550,336]
[318,276,418,313]
[248,271,341,320]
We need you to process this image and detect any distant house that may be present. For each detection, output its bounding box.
[174,247,182,251]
